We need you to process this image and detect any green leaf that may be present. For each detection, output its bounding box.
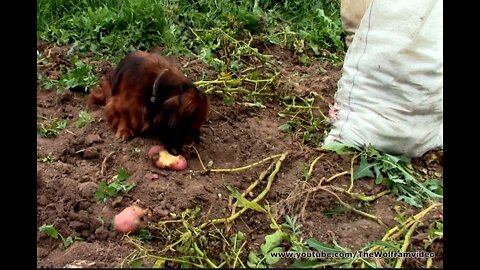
[306,238,342,253]
[260,231,284,255]
[388,176,406,184]
[76,111,93,128]
[116,168,129,181]
[222,95,233,106]
[265,246,284,265]
[374,165,384,184]
[247,251,260,267]
[62,236,74,249]
[385,154,410,164]
[152,259,165,268]
[226,185,266,212]
[39,224,59,239]
[383,154,402,164]
[309,43,320,55]
[130,259,143,268]
[95,181,107,201]
[288,260,321,268]
[180,261,191,268]
[321,142,360,154]
[322,206,348,217]
[106,185,118,197]
[397,195,422,208]
[235,231,246,241]
[353,156,374,180]
[278,123,292,132]
[124,183,136,193]
[298,54,309,65]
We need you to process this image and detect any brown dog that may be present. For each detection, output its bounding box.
[88,51,209,154]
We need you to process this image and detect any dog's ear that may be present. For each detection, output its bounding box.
[161,95,183,128]
[151,69,170,103]
[160,88,201,127]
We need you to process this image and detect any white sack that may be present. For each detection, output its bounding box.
[324,0,443,157]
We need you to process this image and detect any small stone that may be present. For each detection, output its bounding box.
[37,195,48,206]
[145,172,159,181]
[78,182,98,199]
[94,227,110,241]
[83,148,100,159]
[85,134,103,146]
[79,175,90,183]
[157,209,169,217]
[69,221,88,232]
[112,196,124,208]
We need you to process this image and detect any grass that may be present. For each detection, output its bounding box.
[38,0,344,62]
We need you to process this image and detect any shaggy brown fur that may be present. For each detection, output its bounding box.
[88,51,209,154]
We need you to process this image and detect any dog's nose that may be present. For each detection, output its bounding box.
[168,148,179,156]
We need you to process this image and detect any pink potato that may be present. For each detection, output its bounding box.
[113,205,149,234]
[148,145,187,171]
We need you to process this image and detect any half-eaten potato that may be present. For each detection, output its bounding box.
[148,145,187,171]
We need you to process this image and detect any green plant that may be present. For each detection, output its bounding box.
[353,147,443,208]
[247,214,311,268]
[76,110,94,128]
[38,152,57,163]
[135,228,154,243]
[37,115,68,138]
[323,143,443,208]
[95,168,136,202]
[38,0,345,64]
[425,221,443,249]
[58,56,97,93]
[38,224,83,250]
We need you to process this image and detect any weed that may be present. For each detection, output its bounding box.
[76,110,94,128]
[39,224,83,250]
[38,152,57,163]
[353,147,443,208]
[323,143,443,208]
[135,228,154,243]
[95,168,136,202]
[425,221,443,249]
[58,56,97,93]
[37,115,68,138]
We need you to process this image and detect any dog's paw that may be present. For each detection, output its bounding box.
[115,128,134,141]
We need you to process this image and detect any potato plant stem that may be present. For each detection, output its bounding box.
[200,152,288,229]
[330,186,391,202]
[312,185,386,226]
[206,153,283,173]
[325,170,349,182]
[394,220,419,268]
[348,153,361,192]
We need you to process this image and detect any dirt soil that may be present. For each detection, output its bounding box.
[37,43,443,268]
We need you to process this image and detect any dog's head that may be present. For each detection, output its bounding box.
[150,72,209,154]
